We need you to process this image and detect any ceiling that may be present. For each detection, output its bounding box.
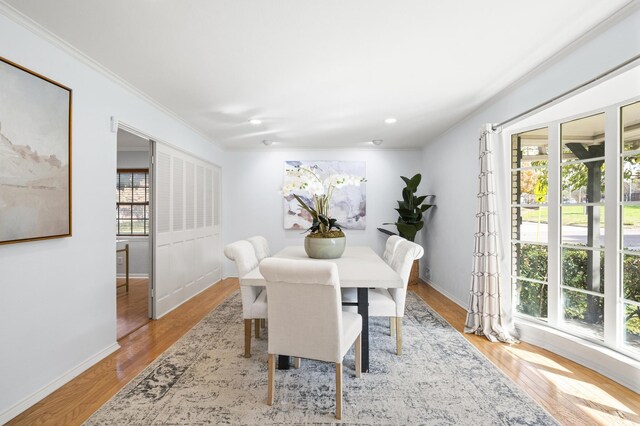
[3,0,633,149]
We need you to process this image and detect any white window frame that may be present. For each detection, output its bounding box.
[508,96,640,363]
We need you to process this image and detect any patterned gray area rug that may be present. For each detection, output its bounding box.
[86,292,557,425]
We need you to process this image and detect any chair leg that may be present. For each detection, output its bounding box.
[390,317,396,337]
[335,362,342,420]
[244,319,252,358]
[267,354,275,405]
[255,319,261,338]
[355,333,361,378]
[396,317,402,356]
[293,357,301,368]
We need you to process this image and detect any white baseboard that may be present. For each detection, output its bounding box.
[0,342,120,424]
[155,278,222,319]
[419,275,467,308]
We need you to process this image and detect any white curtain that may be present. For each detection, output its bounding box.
[464,124,517,343]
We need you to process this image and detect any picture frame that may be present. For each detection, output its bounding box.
[283,160,366,230]
[0,56,72,245]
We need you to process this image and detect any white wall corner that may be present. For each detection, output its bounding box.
[0,342,120,424]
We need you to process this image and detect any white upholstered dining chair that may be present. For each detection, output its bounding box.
[343,239,423,355]
[247,235,271,261]
[260,258,362,420]
[382,234,403,264]
[223,240,268,358]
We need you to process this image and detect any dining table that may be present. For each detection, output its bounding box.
[241,245,403,372]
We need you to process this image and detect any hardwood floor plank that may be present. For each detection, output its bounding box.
[7,279,639,425]
[116,277,150,339]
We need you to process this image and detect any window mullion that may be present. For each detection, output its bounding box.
[604,105,621,348]
[547,123,561,326]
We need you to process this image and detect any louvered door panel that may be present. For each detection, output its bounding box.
[153,142,222,318]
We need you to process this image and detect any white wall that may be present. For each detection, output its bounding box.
[117,150,149,169]
[223,149,423,276]
[116,151,151,277]
[0,12,225,422]
[420,6,640,307]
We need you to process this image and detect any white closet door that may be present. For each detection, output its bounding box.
[153,142,222,318]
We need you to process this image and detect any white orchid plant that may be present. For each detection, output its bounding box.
[284,165,365,237]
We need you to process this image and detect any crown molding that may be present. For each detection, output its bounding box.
[0,1,225,151]
[430,0,640,145]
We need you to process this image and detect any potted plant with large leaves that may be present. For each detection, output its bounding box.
[284,165,365,259]
[379,173,435,283]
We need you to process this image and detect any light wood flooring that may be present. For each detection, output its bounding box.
[116,277,150,339]
[7,279,640,425]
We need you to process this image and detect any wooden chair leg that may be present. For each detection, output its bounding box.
[390,317,396,337]
[293,357,301,368]
[267,354,275,405]
[396,317,402,356]
[355,333,361,378]
[255,319,261,338]
[244,319,252,358]
[335,362,342,420]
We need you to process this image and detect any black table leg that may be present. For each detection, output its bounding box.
[277,355,290,370]
[357,287,369,373]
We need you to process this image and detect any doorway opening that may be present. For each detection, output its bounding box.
[116,128,152,339]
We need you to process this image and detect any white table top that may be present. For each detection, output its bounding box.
[241,246,403,289]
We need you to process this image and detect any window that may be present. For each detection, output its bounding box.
[511,128,549,319]
[621,101,640,353]
[116,169,149,236]
[560,113,605,340]
[510,100,640,359]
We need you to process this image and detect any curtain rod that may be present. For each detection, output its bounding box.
[492,53,640,131]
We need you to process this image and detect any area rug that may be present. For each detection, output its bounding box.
[86,292,557,425]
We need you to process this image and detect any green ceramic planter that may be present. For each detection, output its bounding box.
[304,236,346,259]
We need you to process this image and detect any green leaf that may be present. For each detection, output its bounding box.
[415,195,427,205]
[396,223,418,242]
[409,174,421,191]
[402,188,411,204]
[395,208,413,216]
[401,176,411,186]
[421,204,433,212]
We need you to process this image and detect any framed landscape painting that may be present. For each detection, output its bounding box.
[0,56,72,245]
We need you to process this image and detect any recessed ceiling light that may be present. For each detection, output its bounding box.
[384,118,397,124]
[372,139,383,146]
[262,140,273,146]
[249,119,262,125]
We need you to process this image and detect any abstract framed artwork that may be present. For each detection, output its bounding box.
[0,56,72,245]
[284,160,366,230]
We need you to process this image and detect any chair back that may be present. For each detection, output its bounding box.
[224,240,259,277]
[247,235,271,261]
[382,235,404,264]
[224,240,262,319]
[389,240,424,317]
[260,258,344,363]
